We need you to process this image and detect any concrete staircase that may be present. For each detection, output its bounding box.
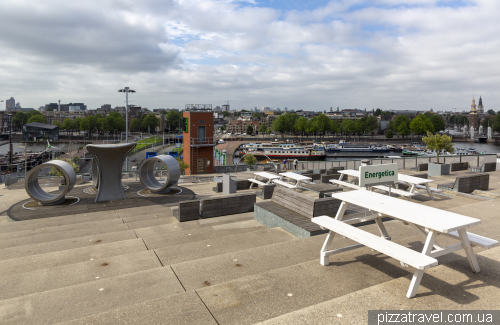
[0,201,498,324]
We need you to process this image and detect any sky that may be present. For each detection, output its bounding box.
[0,0,499,112]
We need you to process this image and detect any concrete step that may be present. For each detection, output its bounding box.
[0,250,162,300]
[126,216,178,230]
[143,220,265,249]
[134,212,254,238]
[59,291,217,325]
[195,250,412,325]
[0,212,119,233]
[116,205,172,218]
[118,211,173,223]
[155,227,296,266]
[0,267,185,325]
[0,223,130,249]
[0,218,125,240]
[0,238,147,277]
[172,234,327,291]
[0,230,137,261]
[254,247,500,325]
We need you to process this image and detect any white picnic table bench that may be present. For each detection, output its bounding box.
[335,169,435,200]
[248,172,281,189]
[273,172,312,189]
[312,190,498,298]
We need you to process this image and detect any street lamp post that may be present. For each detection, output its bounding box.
[9,113,13,173]
[118,87,135,170]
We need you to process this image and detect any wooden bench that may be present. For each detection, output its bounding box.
[451,162,469,172]
[472,162,496,173]
[255,184,276,200]
[330,179,362,190]
[201,193,256,219]
[173,200,200,222]
[254,187,342,238]
[437,173,489,193]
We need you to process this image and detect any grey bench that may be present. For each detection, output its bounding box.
[451,162,469,172]
[201,193,256,218]
[302,173,321,182]
[472,162,496,173]
[213,179,252,192]
[325,167,345,175]
[411,163,428,172]
[320,174,338,184]
[437,173,489,193]
[173,200,201,222]
[255,184,276,200]
[257,165,272,171]
[254,187,342,238]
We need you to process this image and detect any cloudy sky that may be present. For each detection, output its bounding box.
[0,0,498,112]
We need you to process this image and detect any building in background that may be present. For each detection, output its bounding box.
[183,104,214,175]
[477,96,484,114]
[5,97,15,111]
[22,122,59,141]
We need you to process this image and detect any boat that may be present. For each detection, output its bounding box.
[326,143,390,153]
[244,144,326,160]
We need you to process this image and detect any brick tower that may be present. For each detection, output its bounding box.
[182,104,215,175]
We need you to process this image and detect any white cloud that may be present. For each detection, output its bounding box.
[0,0,499,111]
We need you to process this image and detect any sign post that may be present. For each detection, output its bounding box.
[359,163,398,188]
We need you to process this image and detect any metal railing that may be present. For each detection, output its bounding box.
[190,137,216,146]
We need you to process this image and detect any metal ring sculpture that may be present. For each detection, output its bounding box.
[25,160,76,205]
[139,155,181,194]
[86,143,136,202]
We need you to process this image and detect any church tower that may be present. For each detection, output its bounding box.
[469,96,479,130]
[477,96,484,114]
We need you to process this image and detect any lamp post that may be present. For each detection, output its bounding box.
[9,113,13,173]
[118,87,135,170]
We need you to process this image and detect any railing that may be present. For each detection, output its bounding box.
[190,137,216,146]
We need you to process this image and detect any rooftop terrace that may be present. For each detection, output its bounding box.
[0,167,499,324]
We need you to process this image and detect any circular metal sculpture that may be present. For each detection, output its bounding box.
[86,143,136,202]
[139,155,181,194]
[25,160,76,205]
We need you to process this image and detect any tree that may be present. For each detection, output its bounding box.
[258,122,267,134]
[295,116,308,136]
[12,112,28,128]
[130,118,141,131]
[50,158,80,176]
[410,114,434,135]
[175,158,189,173]
[392,115,410,133]
[429,115,445,132]
[243,154,257,166]
[222,111,230,118]
[385,130,394,139]
[398,123,411,138]
[422,132,455,164]
[481,117,493,130]
[80,115,97,135]
[26,110,42,120]
[166,110,183,132]
[487,109,496,116]
[492,112,500,132]
[329,119,340,135]
[374,108,382,116]
[340,119,356,134]
[252,113,260,118]
[53,120,62,128]
[62,118,73,135]
[246,124,254,135]
[141,113,160,133]
[72,118,82,135]
[315,114,331,139]
[27,115,47,124]
[456,115,468,125]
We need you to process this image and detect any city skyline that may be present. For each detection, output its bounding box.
[1,0,499,111]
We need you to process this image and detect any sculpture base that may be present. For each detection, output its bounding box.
[39,197,66,206]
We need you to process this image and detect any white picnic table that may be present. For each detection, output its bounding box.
[272,172,312,189]
[336,169,436,200]
[248,172,281,189]
[313,190,498,298]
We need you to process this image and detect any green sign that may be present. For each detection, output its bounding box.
[183,117,188,133]
[359,163,398,187]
